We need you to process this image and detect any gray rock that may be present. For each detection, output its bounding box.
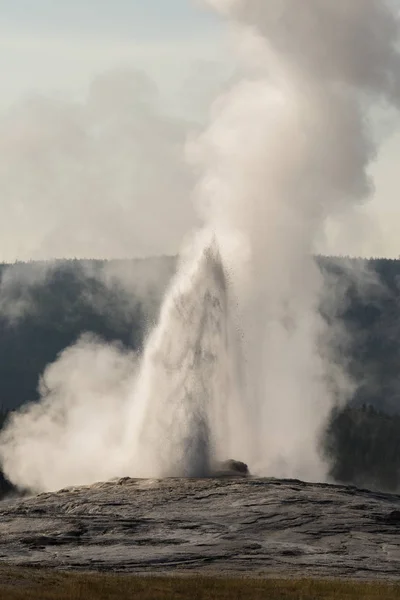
[1,477,400,579]
[213,459,249,477]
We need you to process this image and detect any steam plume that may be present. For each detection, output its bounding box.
[185,0,400,478]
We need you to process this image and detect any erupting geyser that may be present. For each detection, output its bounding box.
[1,0,400,493]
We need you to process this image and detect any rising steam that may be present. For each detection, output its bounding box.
[0,241,242,490]
[1,0,400,491]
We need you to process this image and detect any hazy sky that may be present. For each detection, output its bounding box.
[1,0,400,260]
[0,0,227,110]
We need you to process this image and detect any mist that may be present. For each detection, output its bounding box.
[0,67,197,262]
[1,0,400,491]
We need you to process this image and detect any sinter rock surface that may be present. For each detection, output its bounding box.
[1,477,400,579]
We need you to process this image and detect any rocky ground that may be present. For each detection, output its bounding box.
[1,477,400,579]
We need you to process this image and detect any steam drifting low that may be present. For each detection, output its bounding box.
[1,0,400,492]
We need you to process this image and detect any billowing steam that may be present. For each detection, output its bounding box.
[0,67,196,262]
[186,0,400,478]
[1,0,400,491]
[0,241,243,490]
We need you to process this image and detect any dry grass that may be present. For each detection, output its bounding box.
[0,565,400,599]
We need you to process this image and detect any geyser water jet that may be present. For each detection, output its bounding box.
[128,238,244,478]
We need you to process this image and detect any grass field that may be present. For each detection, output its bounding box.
[1,566,400,600]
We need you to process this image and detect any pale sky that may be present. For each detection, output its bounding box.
[0,0,228,110]
[1,0,400,260]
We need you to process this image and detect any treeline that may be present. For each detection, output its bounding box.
[323,404,400,491]
[3,255,400,412]
[0,408,13,498]
[319,256,400,413]
[0,257,174,410]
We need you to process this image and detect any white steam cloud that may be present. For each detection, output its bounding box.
[0,67,196,262]
[185,0,400,478]
[1,0,400,491]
